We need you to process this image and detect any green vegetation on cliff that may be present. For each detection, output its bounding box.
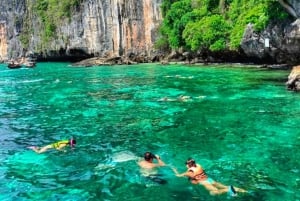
[158,0,289,52]
[35,0,82,43]
[19,0,82,49]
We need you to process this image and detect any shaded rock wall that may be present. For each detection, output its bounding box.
[241,0,300,65]
[241,19,300,65]
[286,0,300,17]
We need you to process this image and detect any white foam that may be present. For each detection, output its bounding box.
[17,79,44,84]
[111,151,138,162]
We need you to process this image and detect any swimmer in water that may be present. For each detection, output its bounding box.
[138,152,167,184]
[158,97,176,102]
[172,158,247,196]
[28,138,76,153]
[138,151,165,169]
[177,95,192,102]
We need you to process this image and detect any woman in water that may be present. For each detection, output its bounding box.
[28,138,76,153]
[172,158,247,196]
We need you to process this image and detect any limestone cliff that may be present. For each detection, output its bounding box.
[2,0,300,64]
[0,0,162,61]
[0,0,26,61]
[0,22,7,59]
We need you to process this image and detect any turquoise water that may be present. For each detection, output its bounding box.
[0,62,299,201]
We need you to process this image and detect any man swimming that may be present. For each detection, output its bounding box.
[28,138,76,153]
[138,152,167,184]
[172,158,247,196]
[138,152,165,169]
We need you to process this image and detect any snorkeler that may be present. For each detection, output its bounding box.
[138,152,165,169]
[138,152,167,184]
[172,158,247,196]
[28,138,76,154]
[177,95,192,102]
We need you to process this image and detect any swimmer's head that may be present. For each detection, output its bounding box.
[144,152,156,161]
[69,138,76,147]
[185,158,196,166]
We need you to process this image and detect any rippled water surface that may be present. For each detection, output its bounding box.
[0,62,299,201]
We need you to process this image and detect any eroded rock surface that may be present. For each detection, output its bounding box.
[286,65,300,91]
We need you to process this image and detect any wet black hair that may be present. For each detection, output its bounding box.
[185,158,196,165]
[144,152,156,161]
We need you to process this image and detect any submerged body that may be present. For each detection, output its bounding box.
[138,152,167,184]
[173,158,247,196]
[28,138,76,153]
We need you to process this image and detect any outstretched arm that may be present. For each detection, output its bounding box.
[171,167,187,177]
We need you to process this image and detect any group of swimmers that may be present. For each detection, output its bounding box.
[28,140,246,197]
[138,151,247,197]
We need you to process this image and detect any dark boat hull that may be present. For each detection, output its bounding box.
[8,63,22,69]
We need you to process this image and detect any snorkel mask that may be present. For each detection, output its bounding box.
[69,138,76,147]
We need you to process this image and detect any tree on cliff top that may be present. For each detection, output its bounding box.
[158,0,290,52]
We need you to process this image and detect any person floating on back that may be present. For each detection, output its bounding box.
[28,138,76,154]
[172,158,247,196]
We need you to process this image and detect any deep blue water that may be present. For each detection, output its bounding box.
[0,62,299,201]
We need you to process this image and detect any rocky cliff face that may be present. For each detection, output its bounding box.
[241,19,300,65]
[0,0,162,61]
[241,0,300,65]
[0,22,7,59]
[1,0,300,64]
[286,0,300,17]
[0,0,26,61]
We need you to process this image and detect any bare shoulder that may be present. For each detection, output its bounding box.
[138,161,157,169]
[137,160,144,166]
[138,160,147,167]
[196,164,203,169]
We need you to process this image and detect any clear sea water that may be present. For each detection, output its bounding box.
[0,62,299,201]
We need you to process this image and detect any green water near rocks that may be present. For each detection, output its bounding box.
[0,62,299,201]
